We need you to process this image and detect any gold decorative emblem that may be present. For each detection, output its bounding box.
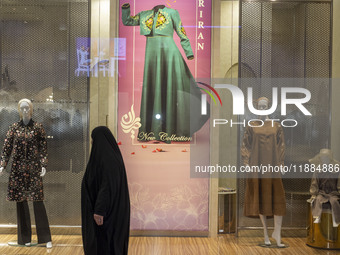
[121,105,142,140]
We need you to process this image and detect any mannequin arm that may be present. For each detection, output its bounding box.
[307,195,316,203]
[40,167,46,177]
[308,172,318,203]
[309,172,319,195]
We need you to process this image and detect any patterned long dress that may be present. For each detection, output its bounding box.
[122,4,209,142]
[0,119,47,201]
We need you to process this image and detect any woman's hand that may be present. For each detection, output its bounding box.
[94,214,104,226]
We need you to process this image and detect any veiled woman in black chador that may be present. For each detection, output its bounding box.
[81,126,130,255]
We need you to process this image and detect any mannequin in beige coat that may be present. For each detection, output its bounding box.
[308,149,340,227]
[242,98,286,248]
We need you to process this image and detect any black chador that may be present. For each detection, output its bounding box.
[81,126,130,255]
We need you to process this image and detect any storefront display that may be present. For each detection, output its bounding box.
[241,97,286,247]
[237,0,333,237]
[306,149,340,249]
[0,0,89,228]
[309,149,340,227]
[121,3,208,142]
[1,0,340,253]
[0,99,52,248]
[118,0,211,232]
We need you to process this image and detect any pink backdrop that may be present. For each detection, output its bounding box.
[118,0,211,231]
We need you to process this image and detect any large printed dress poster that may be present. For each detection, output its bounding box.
[118,0,211,231]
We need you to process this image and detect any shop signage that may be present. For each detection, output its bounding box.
[200,84,312,127]
[201,84,312,116]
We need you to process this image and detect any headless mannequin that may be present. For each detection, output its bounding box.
[0,99,51,248]
[309,149,340,227]
[256,98,285,248]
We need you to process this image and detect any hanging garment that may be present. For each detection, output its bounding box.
[241,121,286,217]
[122,4,209,142]
[81,126,130,255]
[1,119,47,201]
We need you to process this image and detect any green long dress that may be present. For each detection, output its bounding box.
[122,4,209,142]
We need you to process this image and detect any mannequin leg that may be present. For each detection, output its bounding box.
[33,201,52,245]
[16,201,32,245]
[259,214,271,245]
[272,215,285,247]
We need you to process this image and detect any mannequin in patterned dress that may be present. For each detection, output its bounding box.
[0,99,52,248]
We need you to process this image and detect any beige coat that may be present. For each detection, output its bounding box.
[308,153,340,224]
[241,121,286,217]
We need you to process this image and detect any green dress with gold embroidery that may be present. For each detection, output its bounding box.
[122,4,208,142]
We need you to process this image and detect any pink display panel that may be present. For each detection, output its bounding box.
[118,0,211,231]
